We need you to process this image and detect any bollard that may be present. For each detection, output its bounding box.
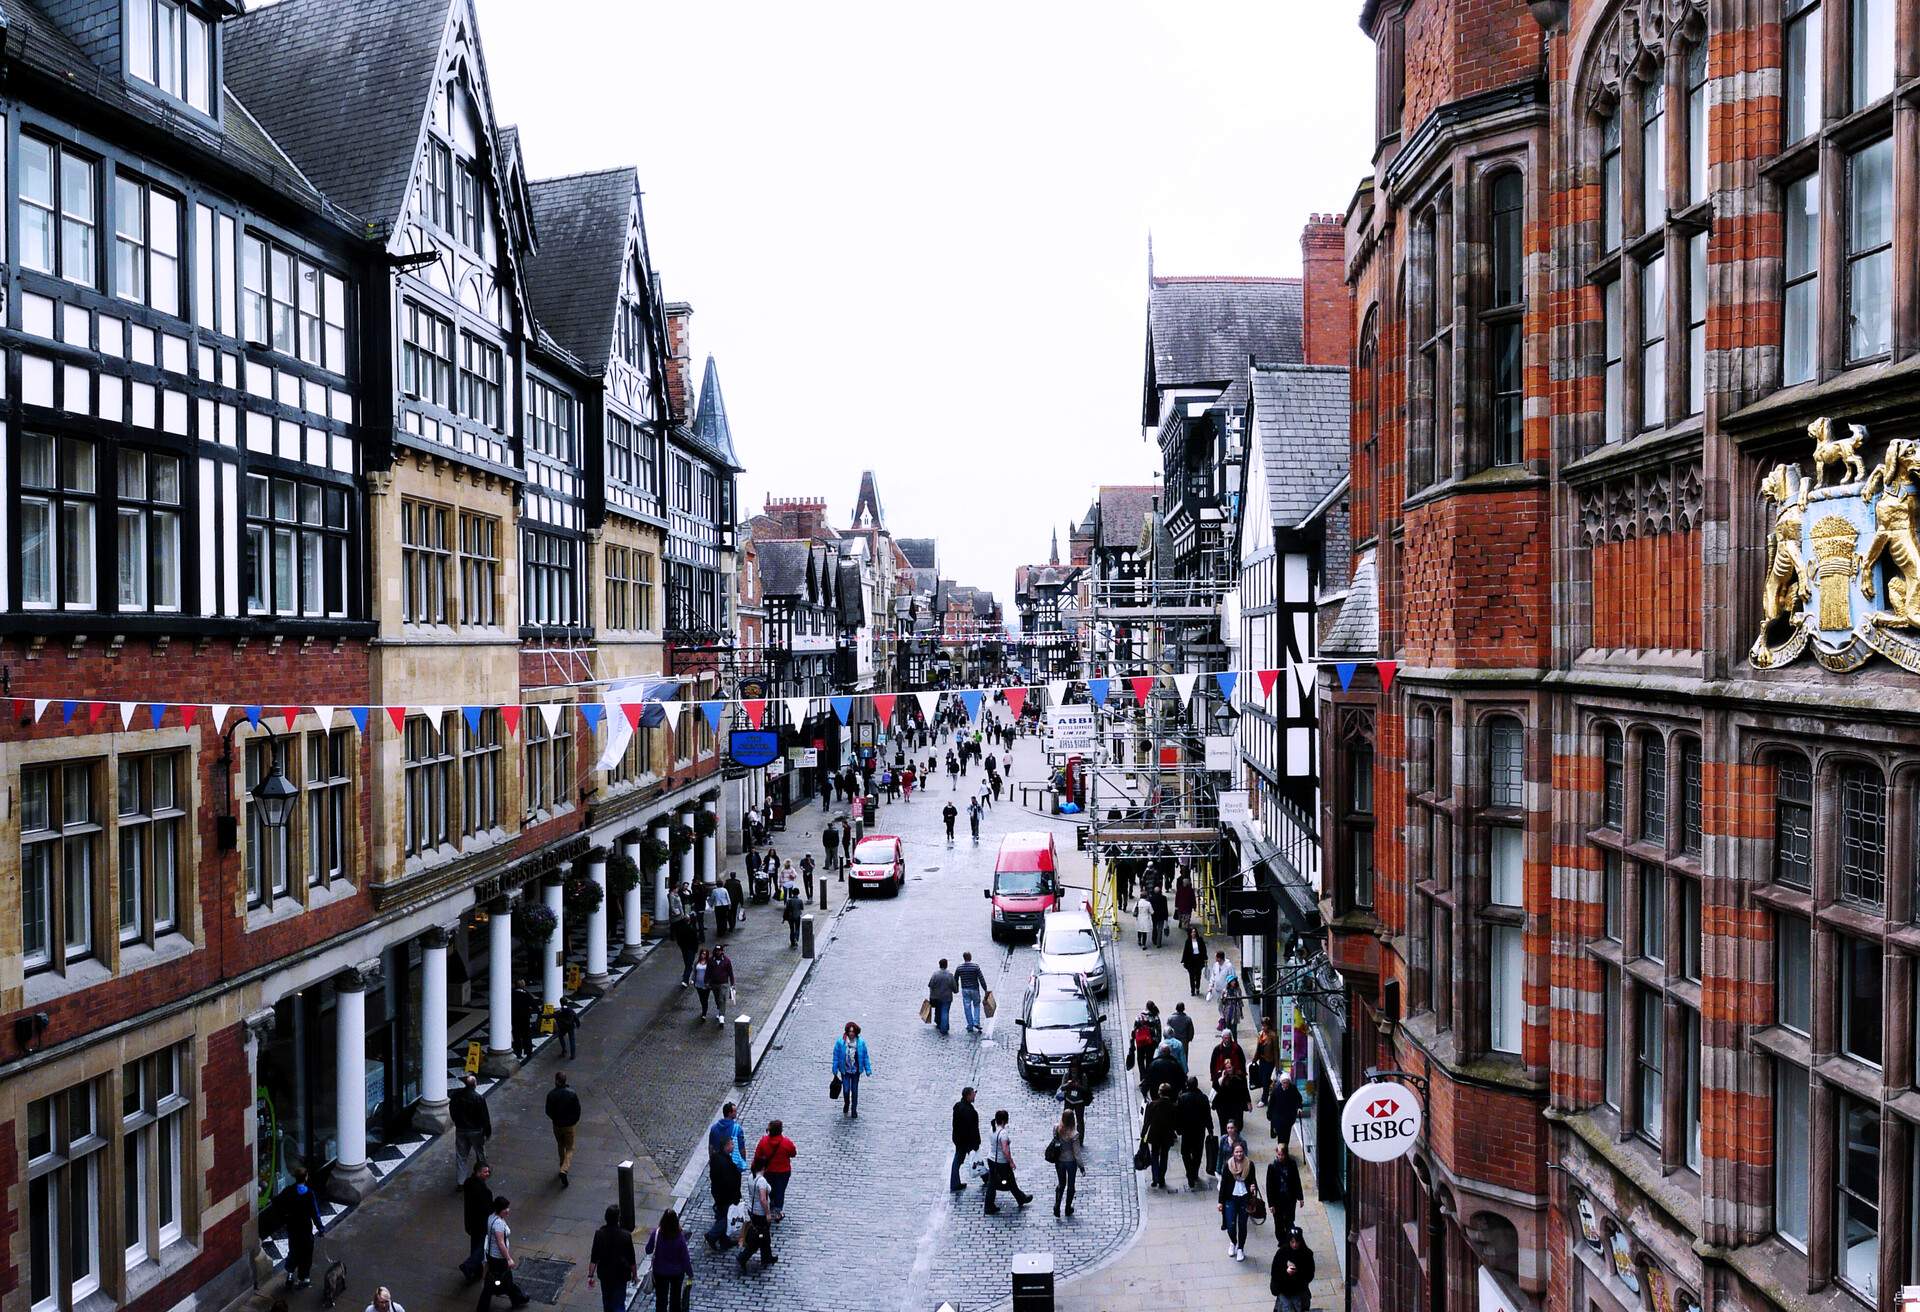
[801,914,816,958]
[617,1160,636,1231]
[818,879,829,911]
[734,1014,752,1081]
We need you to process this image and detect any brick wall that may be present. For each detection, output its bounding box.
[1589,528,1703,651]
[664,302,694,425]
[1399,490,1551,669]
[1301,213,1352,367]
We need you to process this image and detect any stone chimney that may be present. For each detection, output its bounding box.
[1300,213,1352,367]
[762,496,831,540]
[664,302,695,424]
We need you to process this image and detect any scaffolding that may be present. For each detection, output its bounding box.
[1078,572,1236,937]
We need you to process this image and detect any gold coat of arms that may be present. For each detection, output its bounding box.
[1751,417,1920,673]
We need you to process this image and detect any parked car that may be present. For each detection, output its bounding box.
[1037,910,1109,995]
[1013,971,1110,1085]
[848,834,905,896]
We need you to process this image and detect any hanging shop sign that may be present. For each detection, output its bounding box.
[1204,735,1237,772]
[729,731,781,769]
[1340,1081,1422,1163]
[1045,704,1097,753]
[1217,790,1252,823]
[789,747,819,767]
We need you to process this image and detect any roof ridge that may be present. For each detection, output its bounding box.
[528,165,636,188]
[1252,361,1350,374]
[1152,274,1300,285]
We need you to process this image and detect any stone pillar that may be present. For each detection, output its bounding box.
[485,899,515,1076]
[701,797,719,886]
[324,960,381,1204]
[415,926,454,1132]
[676,815,694,895]
[542,875,565,1010]
[583,853,610,993]
[620,831,647,963]
[242,1005,278,1275]
[651,821,672,932]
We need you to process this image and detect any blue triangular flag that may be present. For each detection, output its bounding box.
[349,707,370,733]
[699,700,726,731]
[1335,662,1357,692]
[830,696,853,725]
[150,703,166,728]
[578,704,605,732]
[62,700,78,724]
[960,690,983,721]
[1088,679,1110,707]
[463,706,483,734]
[1215,671,1238,702]
[244,706,262,728]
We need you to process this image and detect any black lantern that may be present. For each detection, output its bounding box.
[251,755,299,831]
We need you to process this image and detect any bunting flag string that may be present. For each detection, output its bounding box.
[742,699,767,730]
[959,690,983,722]
[1003,687,1027,719]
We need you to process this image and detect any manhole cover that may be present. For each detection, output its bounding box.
[512,1255,574,1305]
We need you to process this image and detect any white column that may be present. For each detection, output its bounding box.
[325,962,377,1203]
[542,876,565,1010]
[700,797,719,886]
[583,856,610,989]
[651,822,672,930]
[488,901,514,1062]
[676,817,694,894]
[415,927,453,1131]
[621,833,646,961]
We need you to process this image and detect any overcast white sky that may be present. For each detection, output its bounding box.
[477,1,1374,603]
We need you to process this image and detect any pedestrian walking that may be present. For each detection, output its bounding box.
[726,871,746,925]
[450,1073,491,1187]
[752,1119,798,1220]
[991,772,1004,803]
[585,1206,636,1312]
[1218,1141,1256,1262]
[955,952,988,1032]
[982,1109,1033,1213]
[1149,884,1170,947]
[709,877,733,935]
[1181,926,1207,996]
[1269,1071,1304,1147]
[1267,1142,1306,1237]
[692,948,715,1019]
[783,884,804,947]
[555,997,580,1060]
[943,801,958,846]
[927,959,958,1035]
[1132,891,1152,948]
[458,1163,494,1281]
[800,853,816,897]
[708,944,736,1025]
[1048,1110,1081,1218]
[1057,1064,1092,1147]
[1174,873,1196,928]
[736,1165,777,1270]
[1213,1064,1252,1148]
[1220,972,1246,1039]
[673,898,698,986]
[703,1107,746,1253]
[642,1210,692,1312]
[510,980,536,1060]
[1215,1119,1248,1178]
[474,1198,531,1312]
[832,1021,873,1117]
[1271,1226,1317,1312]
[823,824,840,872]
[968,797,981,843]
[1146,1045,1185,1116]
[1210,1025,1248,1091]
[1141,1083,1179,1189]
[1167,1001,1196,1051]
[1251,1018,1279,1105]
[273,1165,323,1288]
[366,1285,404,1312]
[950,1086,981,1191]
[545,1071,581,1187]
[1176,1076,1213,1188]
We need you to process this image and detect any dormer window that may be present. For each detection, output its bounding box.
[128,1,215,116]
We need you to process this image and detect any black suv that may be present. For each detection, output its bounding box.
[1013,971,1110,1085]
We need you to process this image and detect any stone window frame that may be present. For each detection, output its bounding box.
[1406,701,1453,1027]
[1581,712,1706,1180]
[241,723,357,916]
[1355,305,1381,546]
[1469,706,1531,1062]
[1478,164,1529,470]
[1333,709,1377,917]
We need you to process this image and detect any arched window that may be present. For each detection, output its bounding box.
[1356,308,1380,541]
[1485,172,1525,467]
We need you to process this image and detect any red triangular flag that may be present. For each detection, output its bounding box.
[11,698,26,721]
[180,705,199,727]
[88,701,108,725]
[743,699,766,729]
[386,706,408,732]
[621,702,643,729]
[1004,687,1027,718]
[278,706,295,730]
[1256,669,1281,698]
[501,705,522,736]
[1129,675,1154,705]
[873,694,897,724]
[1375,660,1398,692]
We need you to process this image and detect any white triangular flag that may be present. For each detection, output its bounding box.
[120,701,139,730]
[210,703,231,729]
[421,705,444,726]
[658,700,683,727]
[33,699,51,722]
[313,705,335,729]
[538,702,563,733]
[1172,672,1199,706]
[1047,681,1068,707]
[914,690,940,721]
[784,697,811,727]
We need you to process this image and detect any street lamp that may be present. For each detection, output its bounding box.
[251,751,300,830]
[214,723,299,849]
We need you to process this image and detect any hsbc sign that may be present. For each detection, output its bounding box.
[1340,1080,1423,1163]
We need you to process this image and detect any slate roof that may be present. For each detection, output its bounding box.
[226,0,453,231]
[756,540,813,600]
[1097,485,1159,550]
[524,168,633,373]
[1249,363,1350,531]
[835,559,866,626]
[899,538,937,570]
[1144,276,1302,421]
[1322,548,1378,657]
[689,355,743,470]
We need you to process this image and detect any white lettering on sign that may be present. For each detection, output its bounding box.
[1340,1080,1423,1163]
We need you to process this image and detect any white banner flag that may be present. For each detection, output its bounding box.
[313,705,335,729]
[1047,680,1068,707]
[785,697,811,727]
[914,690,941,721]
[119,701,139,730]
[1172,672,1199,706]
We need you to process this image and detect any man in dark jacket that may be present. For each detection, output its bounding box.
[1271,1226,1317,1312]
[824,825,840,870]
[458,1162,494,1281]
[1141,1085,1180,1188]
[1269,1071,1305,1147]
[273,1165,324,1287]
[705,1133,742,1252]
[1145,1045,1185,1110]
[1175,1076,1214,1188]
[450,1072,492,1187]
[586,1205,638,1312]
[545,1071,582,1187]
[1267,1143,1307,1238]
[1209,1027,1247,1091]
[510,980,537,1059]
[950,1086,981,1191]
[1166,1001,1196,1049]
[555,998,580,1060]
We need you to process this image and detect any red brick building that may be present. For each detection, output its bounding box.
[1322,0,1920,1310]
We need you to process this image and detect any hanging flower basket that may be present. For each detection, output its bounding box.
[670,826,694,859]
[639,833,669,872]
[513,898,558,944]
[693,810,718,838]
[564,872,604,916]
[607,851,642,896]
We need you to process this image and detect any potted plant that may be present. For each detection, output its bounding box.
[670,826,694,859]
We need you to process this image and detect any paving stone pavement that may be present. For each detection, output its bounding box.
[675,723,1144,1312]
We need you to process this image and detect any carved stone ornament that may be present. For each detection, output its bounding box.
[1582,0,1708,115]
[1750,418,1920,673]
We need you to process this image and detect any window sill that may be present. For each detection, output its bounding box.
[1749,1024,1811,1068]
[116,1235,200,1308]
[1401,463,1547,514]
[114,932,197,979]
[1813,1054,1883,1103]
[1721,349,1920,443]
[24,954,115,1006]
[1562,422,1703,485]
[523,802,577,829]
[245,894,308,934]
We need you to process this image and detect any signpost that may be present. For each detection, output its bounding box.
[1217,789,1251,823]
[1045,704,1096,754]
[1204,735,1236,772]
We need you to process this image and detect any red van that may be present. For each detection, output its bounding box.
[985,831,1061,941]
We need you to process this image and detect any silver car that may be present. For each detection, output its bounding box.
[1037,910,1109,995]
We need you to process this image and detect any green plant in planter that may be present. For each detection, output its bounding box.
[693,810,718,838]
[670,826,694,858]
[606,851,642,896]
[639,834,669,872]
[513,897,558,944]
[564,873,604,915]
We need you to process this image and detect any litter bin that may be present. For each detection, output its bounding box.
[1011,1252,1054,1311]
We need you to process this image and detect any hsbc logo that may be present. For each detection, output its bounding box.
[1342,1080,1423,1163]
[1367,1098,1398,1119]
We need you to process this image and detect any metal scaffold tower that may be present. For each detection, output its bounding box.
[1078,572,1236,936]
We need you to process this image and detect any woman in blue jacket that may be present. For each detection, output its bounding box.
[831,1021,873,1119]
